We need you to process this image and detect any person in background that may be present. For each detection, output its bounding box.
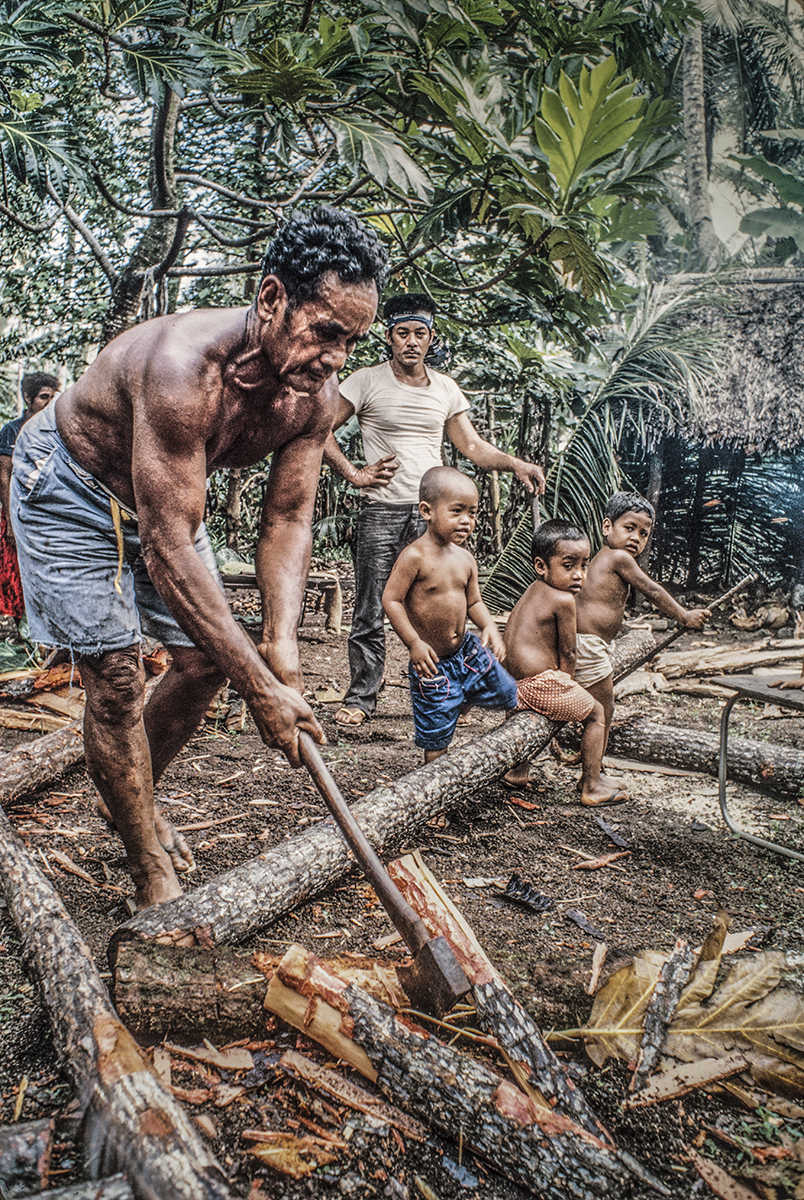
[0,373,59,622]
[323,292,545,728]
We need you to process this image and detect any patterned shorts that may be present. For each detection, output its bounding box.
[517,670,595,723]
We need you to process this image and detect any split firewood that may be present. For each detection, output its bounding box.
[112,941,408,1044]
[23,689,85,721]
[629,939,695,1093]
[655,637,804,679]
[279,1050,427,1140]
[0,707,69,733]
[0,1117,53,1194]
[264,944,645,1199]
[561,716,804,800]
[17,1178,133,1199]
[112,635,655,956]
[0,807,233,1198]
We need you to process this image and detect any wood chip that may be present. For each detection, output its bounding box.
[175,812,249,833]
[627,1055,748,1107]
[585,943,608,996]
[573,850,632,871]
[48,850,98,887]
[165,1041,254,1072]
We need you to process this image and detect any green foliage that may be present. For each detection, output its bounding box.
[733,153,804,257]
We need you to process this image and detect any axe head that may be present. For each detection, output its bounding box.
[399,935,472,1017]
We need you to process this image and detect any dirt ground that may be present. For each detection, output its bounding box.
[0,587,802,1199]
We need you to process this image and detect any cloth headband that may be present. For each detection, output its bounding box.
[386,312,434,331]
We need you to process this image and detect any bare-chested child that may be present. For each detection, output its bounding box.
[382,466,517,762]
[575,491,708,745]
[502,519,625,806]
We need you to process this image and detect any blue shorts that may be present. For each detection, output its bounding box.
[408,632,518,751]
[11,404,222,656]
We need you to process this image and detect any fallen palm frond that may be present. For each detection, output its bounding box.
[577,914,804,1105]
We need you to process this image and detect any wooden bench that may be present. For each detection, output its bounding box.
[221,571,343,634]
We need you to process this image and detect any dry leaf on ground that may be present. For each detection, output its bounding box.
[245,1131,338,1178]
[581,915,804,1100]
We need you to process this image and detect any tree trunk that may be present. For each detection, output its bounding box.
[682,24,721,268]
[111,631,655,957]
[264,946,638,1200]
[21,1178,132,1200]
[0,721,83,807]
[224,469,245,550]
[0,1118,52,1194]
[100,87,186,344]
[569,716,804,800]
[0,809,233,1198]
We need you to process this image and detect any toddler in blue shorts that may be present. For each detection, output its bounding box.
[382,465,517,761]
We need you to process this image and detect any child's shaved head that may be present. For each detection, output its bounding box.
[532,519,589,562]
[419,465,477,504]
[606,491,655,523]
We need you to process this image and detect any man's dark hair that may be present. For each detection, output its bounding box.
[605,491,655,523]
[383,293,436,322]
[21,373,58,405]
[532,519,589,563]
[260,205,388,306]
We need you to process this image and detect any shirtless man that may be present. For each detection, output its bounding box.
[11,206,387,908]
[382,466,516,762]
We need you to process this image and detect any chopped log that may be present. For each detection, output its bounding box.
[19,1178,132,1199]
[578,716,804,800]
[112,943,269,1043]
[112,633,655,956]
[0,1117,52,1194]
[0,809,233,1198]
[0,720,83,807]
[264,944,641,1199]
[655,637,804,679]
[24,689,85,721]
[0,707,69,733]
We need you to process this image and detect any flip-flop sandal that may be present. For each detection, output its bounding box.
[580,788,630,808]
[500,777,540,793]
[334,706,367,727]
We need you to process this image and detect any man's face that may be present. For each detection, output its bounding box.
[260,272,377,391]
[386,315,433,369]
[28,386,56,414]
[603,511,653,558]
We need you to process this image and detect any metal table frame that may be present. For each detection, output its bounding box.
[710,674,804,863]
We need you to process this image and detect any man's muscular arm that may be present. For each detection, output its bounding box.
[131,365,323,764]
[446,411,545,494]
[613,552,708,627]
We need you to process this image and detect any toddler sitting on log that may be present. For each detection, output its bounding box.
[575,491,708,748]
[382,466,517,762]
[502,519,625,805]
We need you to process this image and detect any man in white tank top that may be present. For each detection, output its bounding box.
[323,293,545,726]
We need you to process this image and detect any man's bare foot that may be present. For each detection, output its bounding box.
[132,853,183,909]
[94,797,195,873]
[580,779,629,807]
[153,807,195,873]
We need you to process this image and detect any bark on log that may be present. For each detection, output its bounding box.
[112,943,269,1044]
[0,809,234,1199]
[112,633,655,957]
[591,716,804,799]
[264,945,638,1199]
[19,1178,132,1199]
[0,721,83,807]
[0,1117,52,1194]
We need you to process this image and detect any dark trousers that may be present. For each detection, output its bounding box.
[345,502,425,716]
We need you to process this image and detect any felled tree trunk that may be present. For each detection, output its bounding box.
[0,1117,52,1194]
[111,630,654,958]
[0,721,83,807]
[113,943,269,1044]
[0,809,233,1199]
[265,946,637,1200]
[596,716,804,800]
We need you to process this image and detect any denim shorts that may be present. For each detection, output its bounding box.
[408,631,518,751]
[11,404,221,656]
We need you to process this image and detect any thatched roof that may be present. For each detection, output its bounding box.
[672,270,804,455]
